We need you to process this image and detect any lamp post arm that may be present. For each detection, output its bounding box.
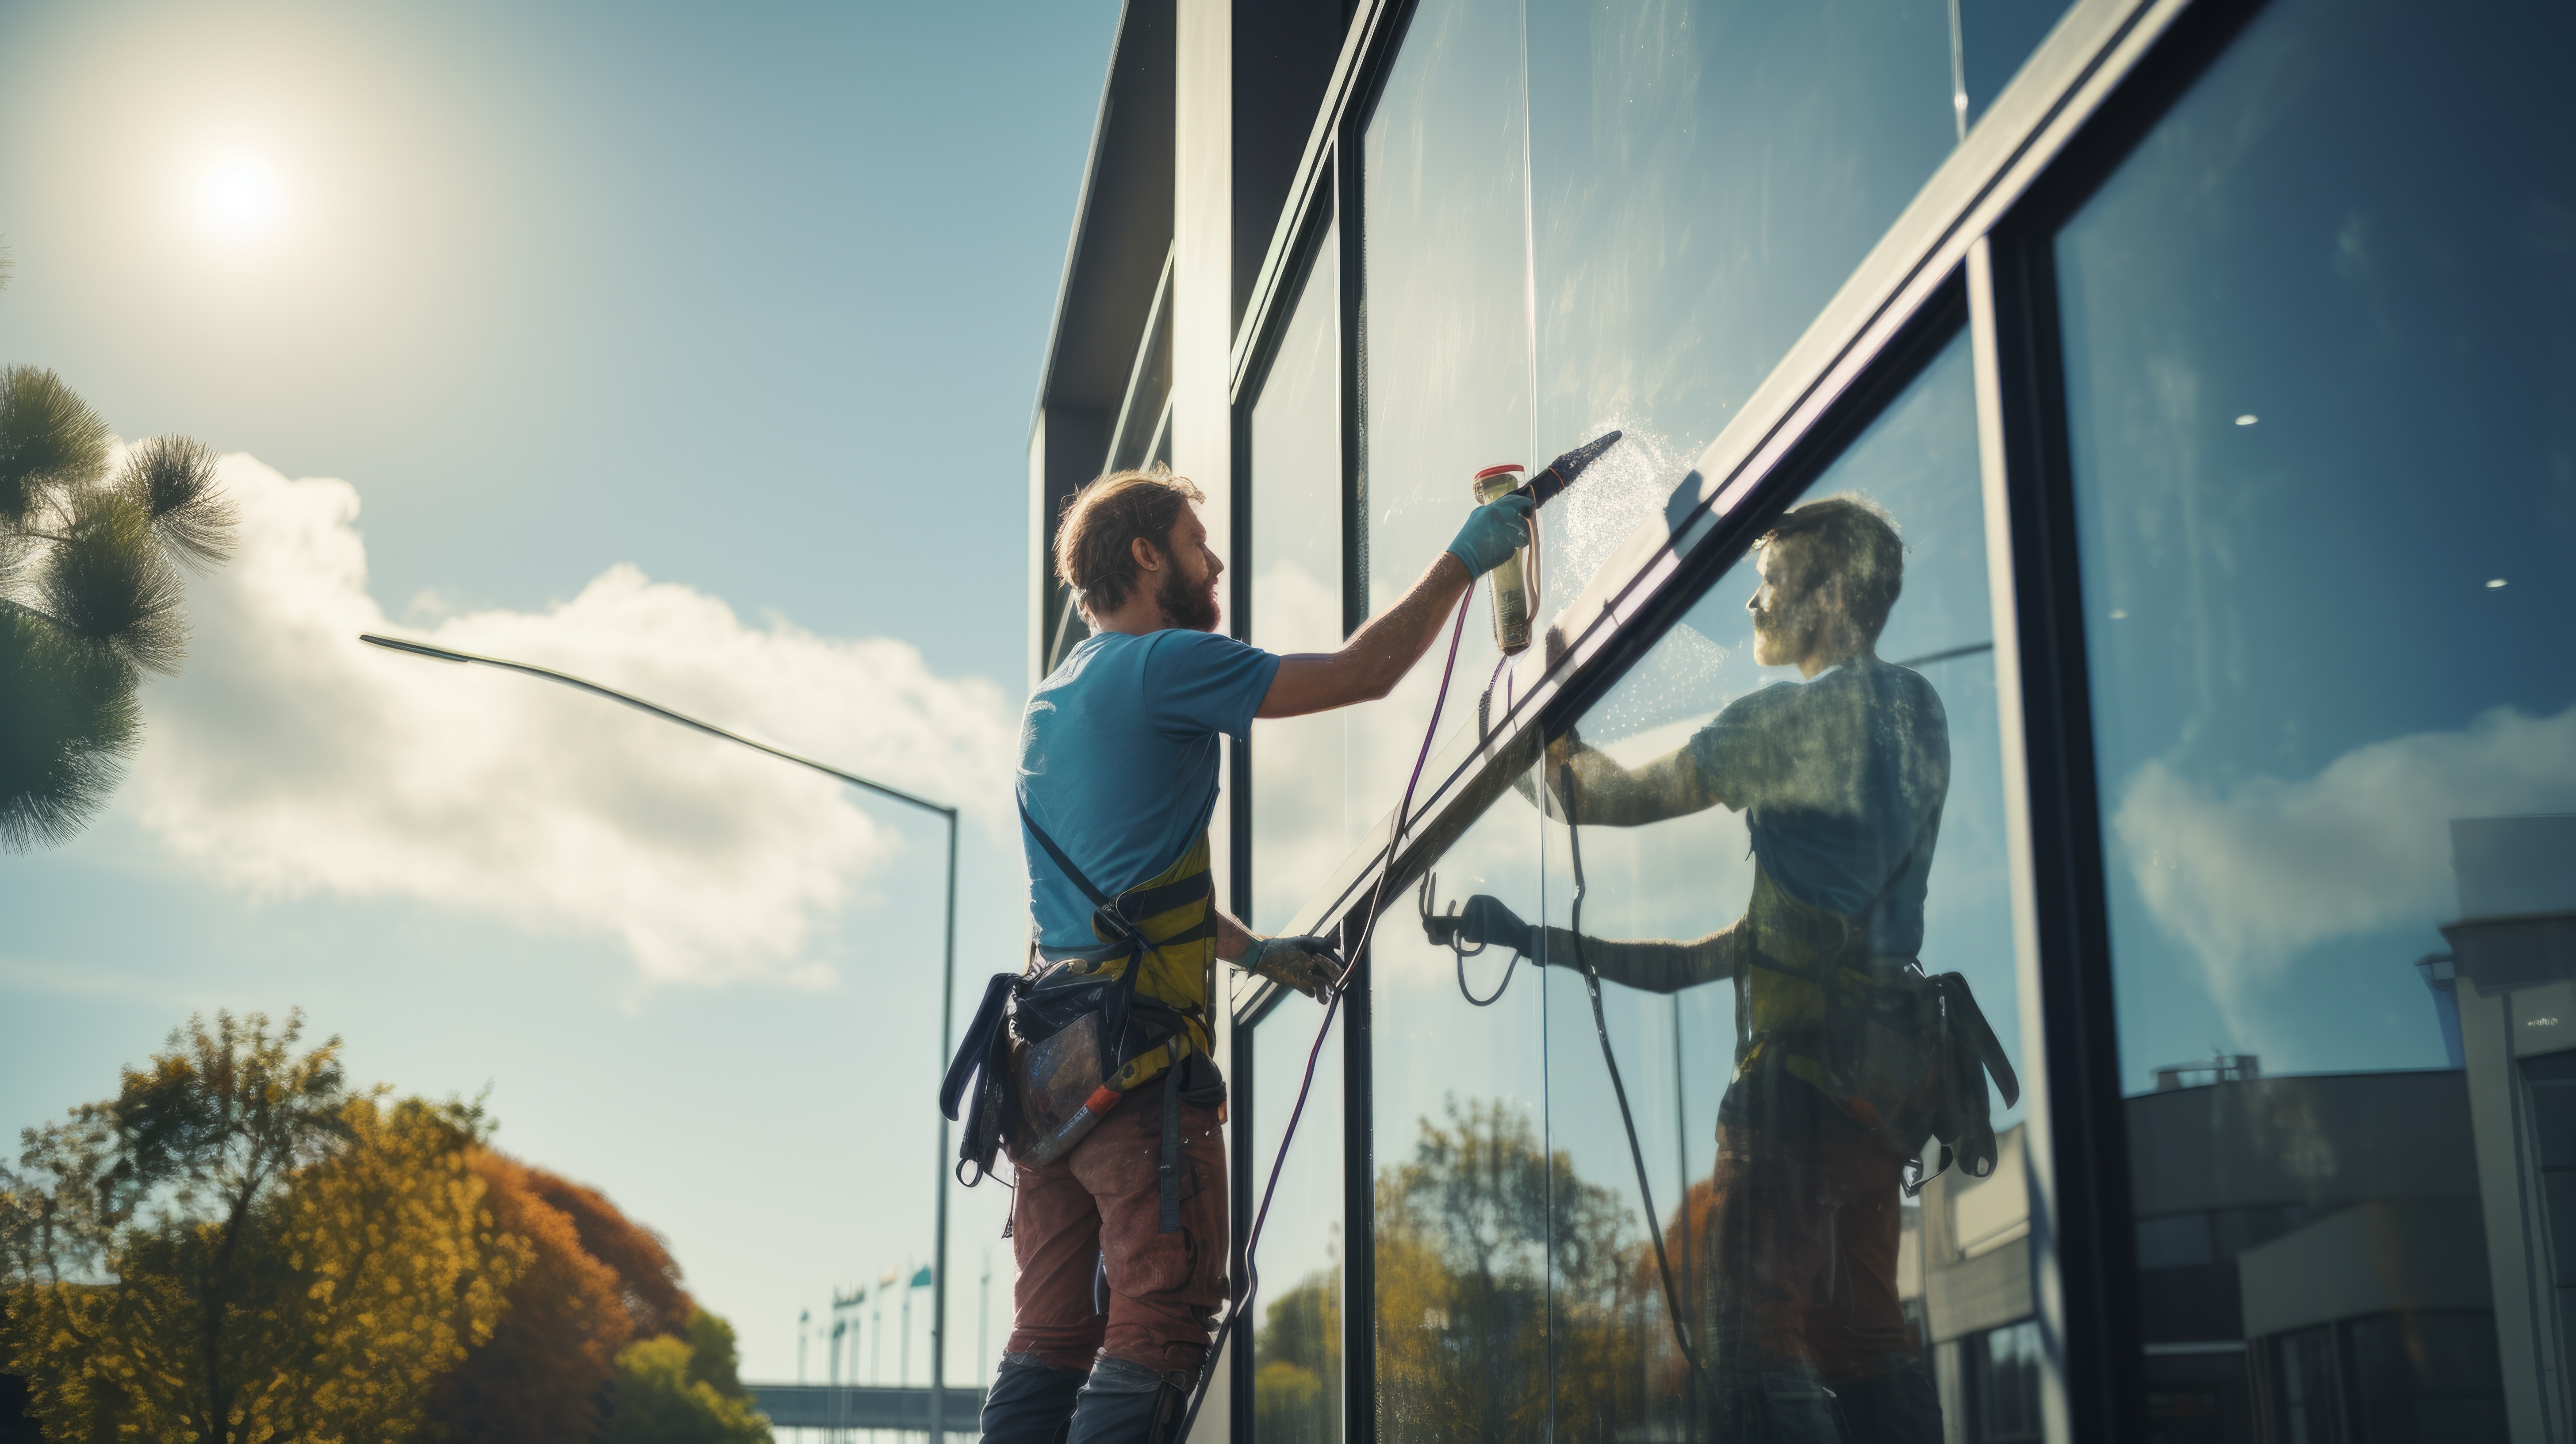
[360,629,965,1437]
[358,633,957,821]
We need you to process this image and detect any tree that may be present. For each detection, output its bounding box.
[1,1012,764,1442]
[425,1152,696,1442]
[1252,1266,1338,1444]
[0,1012,526,1443]
[1370,1095,1650,1444]
[598,1312,769,1444]
[1,244,237,850]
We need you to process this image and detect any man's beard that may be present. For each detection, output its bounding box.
[1158,562,1220,632]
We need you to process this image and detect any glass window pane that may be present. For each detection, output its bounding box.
[1375,800,1548,1441]
[2055,0,2574,1437]
[1526,330,2028,1436]
[1525,0,1959,580]
[1249,225,1349,933]
[1353,0,1533,839]
[1959,0,2077,128]
[1975,1319,2046,1441]
[1249,995,1345,1444]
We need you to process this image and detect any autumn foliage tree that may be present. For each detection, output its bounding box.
[0,1012,769,1444]
[1368,1096,1649,1444]
[0,1013,522,1443]
[426,1151,698,1441]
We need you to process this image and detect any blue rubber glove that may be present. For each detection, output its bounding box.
[1446,493,1536,578]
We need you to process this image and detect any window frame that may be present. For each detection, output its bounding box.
[1206,1,2288,1440]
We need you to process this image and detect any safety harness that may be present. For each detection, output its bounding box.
[940,799,1223,1234]
[1732,849,2019,1189]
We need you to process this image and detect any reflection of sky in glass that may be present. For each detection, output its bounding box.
[1250,222,1350,933]
[1540,331,2026,1368]
[1959,0,2077,127]
[2057,0,2576,1090]
[1355,0,1530,854]
[1525,0,1956,568]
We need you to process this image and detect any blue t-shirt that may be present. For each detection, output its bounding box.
[1018,629,1282,949]
[1686,657,1950,956]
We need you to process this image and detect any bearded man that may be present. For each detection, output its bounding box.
[983,465,1534,1443]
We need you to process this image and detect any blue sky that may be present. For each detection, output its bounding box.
[0,0,1118,1386]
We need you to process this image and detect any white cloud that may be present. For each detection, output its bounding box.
[123,451,1018,988]
[2111,703,2576,1004]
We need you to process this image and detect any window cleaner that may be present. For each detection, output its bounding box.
[1169,430,1624,1440]
[965,462,1561,1444]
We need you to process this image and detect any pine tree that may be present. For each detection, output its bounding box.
[0,241,237,850]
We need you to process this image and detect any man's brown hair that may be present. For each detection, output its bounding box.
[1054,465,1207,616]
[1759,493,1905,643]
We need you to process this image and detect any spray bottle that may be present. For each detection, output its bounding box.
[1468,430,1622,657]
[1471,464,1534,654]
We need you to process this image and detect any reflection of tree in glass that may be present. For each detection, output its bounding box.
[1373,1097,1660,1443]
[1254,1263,1340,1444]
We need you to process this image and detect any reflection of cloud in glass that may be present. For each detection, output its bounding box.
[2112,702,2576,1014]
[1249,557,1351,929]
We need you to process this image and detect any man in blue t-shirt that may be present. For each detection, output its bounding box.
[985,465,1533,1444]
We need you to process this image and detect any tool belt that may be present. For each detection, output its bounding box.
[1736,865,2019,1191]
[939,804,1224,1233]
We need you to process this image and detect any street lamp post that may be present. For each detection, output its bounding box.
[358,632,961,1442]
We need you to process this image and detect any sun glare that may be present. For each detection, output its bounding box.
[196,155,286,243]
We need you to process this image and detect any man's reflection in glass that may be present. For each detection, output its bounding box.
[1461,496,1949,1441]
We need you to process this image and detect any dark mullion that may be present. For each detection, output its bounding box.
[1230,1011,1257,1444]
[1340,144,1370,638]
[1983,213,2147,1444]
[1230,361,1255,942]
[1338,920,1377,1444]
[1334,129,1380,1444]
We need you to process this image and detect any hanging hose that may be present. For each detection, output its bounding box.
[1558,763,1708,1388]
[1173,588,1476,1441]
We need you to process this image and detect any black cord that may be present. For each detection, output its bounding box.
[1457,937,1522,1007]
[1560,762,1709,1386]
[1174,591,1476,1443]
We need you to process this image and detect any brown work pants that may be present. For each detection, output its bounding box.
[1703,1071,1916,1386]
[1005,1083,1229,1380]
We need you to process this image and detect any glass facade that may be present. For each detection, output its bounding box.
[1247,991,1346,1444]
[1247,220,1351,933]
[1528,328,2028,1437]
[1353,0,1530,837]
[1524,0,1956,513]
[1369,802,1546,1441]
[2055,0,2575,1437]
[1027,0,2576,1438]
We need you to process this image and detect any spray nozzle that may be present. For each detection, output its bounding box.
[1472,431,1622,657]
[1518,430,1623,507]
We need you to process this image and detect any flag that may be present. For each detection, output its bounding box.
[911,1265,934,1289]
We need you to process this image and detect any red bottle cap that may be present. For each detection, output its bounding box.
[1472,464,1526,480]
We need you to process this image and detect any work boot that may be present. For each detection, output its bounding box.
[980,1351,1089,1444]
[1064,1355,1187,1444]
[1831,1354,1943,1444]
